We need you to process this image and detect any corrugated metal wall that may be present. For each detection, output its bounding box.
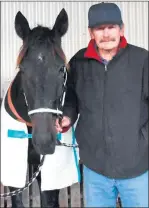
[1,2,148,97]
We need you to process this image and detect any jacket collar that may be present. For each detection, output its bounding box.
[84,36,127,62]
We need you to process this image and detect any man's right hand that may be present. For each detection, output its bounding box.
[55,116,71,133]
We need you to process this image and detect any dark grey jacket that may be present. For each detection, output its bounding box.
[63,37,148,179]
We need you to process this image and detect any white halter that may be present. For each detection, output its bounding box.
[28,108,63,115]
[26,66,67,116]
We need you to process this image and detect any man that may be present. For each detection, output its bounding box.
[56,2,148,207]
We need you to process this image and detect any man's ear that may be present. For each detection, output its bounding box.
[88,28,94,39]
[120,23,125,36]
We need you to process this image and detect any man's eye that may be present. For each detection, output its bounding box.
[108,26,114,29]
[95,27,104,30]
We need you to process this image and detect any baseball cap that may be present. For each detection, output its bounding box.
[88,2,123,28]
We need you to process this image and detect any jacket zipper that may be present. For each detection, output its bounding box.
[102,64,107,146]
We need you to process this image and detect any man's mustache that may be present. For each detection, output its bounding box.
[100,38,115,43]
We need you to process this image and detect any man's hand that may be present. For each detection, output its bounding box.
[55,116,71,133]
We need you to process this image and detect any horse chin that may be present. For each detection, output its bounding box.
[32,132,56,155]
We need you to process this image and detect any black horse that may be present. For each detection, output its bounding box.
[2,8,69,207]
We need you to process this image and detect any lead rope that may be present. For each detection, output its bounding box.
[0,140,79,198]
[0,142,78,198]
[0,155,45,197]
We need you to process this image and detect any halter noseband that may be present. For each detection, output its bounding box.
[28,108,63,115]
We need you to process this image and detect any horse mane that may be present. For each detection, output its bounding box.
[16,43,27,69]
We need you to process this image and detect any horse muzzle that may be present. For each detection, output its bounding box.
[30,113,57,155]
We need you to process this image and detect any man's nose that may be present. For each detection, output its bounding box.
[103,28,109,37]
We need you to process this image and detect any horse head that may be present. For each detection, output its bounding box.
[14,9,68,155]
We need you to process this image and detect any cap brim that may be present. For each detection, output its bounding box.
[88,20,123,28]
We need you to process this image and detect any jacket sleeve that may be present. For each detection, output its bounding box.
[63,57,79,126]
[142,54,149,140]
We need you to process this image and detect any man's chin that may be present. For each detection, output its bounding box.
[104,47,116,50]
[100,43,118,50]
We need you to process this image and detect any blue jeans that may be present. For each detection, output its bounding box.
[83,165,148,207]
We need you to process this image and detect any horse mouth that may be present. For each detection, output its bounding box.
[32,137,56,155]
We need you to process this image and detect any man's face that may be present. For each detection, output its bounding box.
[89,24,124,50]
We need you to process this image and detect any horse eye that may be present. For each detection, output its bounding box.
[59,66,65,73]
[59,69,63,75]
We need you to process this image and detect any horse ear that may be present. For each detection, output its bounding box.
[15,11,30,40]
[52,8,68,37]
